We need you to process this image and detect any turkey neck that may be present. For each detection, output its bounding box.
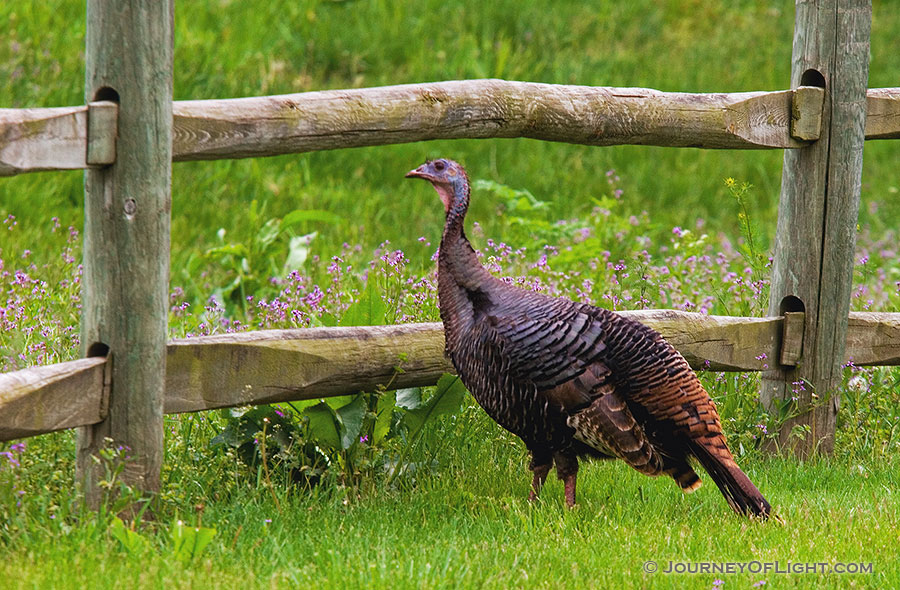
[437,178,496,336]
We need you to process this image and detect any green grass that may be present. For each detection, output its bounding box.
[2,0,899,262]
[2,0,900,588]
[2,417,898,589]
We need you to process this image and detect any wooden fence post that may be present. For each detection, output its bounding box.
[76,0,174,508]
[761,0,871,456]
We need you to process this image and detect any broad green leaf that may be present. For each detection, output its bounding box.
[210,414,259,448]
[282,209,343,227]
[403,375,467,433]
[340,277,386,326]
[283,232,317,271]
[395,387,422,410]
[313,311,339,328]
[170,519,217,563]
[255,218,282,250]
[374,390,397,444]
[277,399,319,413]
[473,179,547,212]
[324,395,355,410]
[226,407,252,418]
[304,402,341,450]
[203,243,249,259]
[110,517,151,554]
[336,395,367,449]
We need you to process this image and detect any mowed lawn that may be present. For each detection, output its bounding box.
[2,424,898,588]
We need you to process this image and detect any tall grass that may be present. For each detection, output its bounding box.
[2,0,899,263]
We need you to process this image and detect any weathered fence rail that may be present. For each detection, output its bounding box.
[2,84,900,176]
[0,357,107,441]
[3,310,900,443]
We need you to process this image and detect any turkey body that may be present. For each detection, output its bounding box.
[407,158,771,519]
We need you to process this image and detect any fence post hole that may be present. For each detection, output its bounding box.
[76,0,174,509]
[761,0,872,456]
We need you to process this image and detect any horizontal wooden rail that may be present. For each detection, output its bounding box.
[164,323,450,414]
[866,88,900,140]
[0,106,92,176]
[170,82,814,158]
[2,310,899,442]
[0,356,108,440]
[3,83,898,177]
[842,311,900,366]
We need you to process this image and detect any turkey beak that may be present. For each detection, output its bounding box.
[405,165,431,181]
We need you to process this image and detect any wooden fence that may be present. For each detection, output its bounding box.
[1,0,898,504]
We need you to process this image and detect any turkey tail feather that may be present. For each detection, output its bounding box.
[690,440,771,519]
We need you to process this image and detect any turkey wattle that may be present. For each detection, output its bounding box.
[406,158,771,519]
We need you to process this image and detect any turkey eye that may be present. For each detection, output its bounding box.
[434,161,445,172]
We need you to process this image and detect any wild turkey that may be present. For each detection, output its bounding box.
[406,158,771,519]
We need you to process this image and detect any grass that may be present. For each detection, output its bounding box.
[2,420,898,589]
[2,0,900,588]
[4,187,899,589]
[2,0,899,260]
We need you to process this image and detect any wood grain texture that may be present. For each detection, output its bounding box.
[85,101,117,165]
[790,86,825,140]
[0,357,107,441]
[846,312,900,366]
[3,311,900,442]
[0,106,89,175]
[762,0,872,457]
[164,323,452,414]
[865,88,900,139]
[76,0,174,505]
[779,311,805,366]
[162,313,787,415]
[3,84,895,176]
[170,82,811,158]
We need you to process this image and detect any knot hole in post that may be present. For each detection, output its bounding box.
[92,87,120,103]
[779,295,805,315]
[800,69,826,89]
[86,342,110,358]
[123,198,137,218]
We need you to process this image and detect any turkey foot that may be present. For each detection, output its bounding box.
[528,462,552,501]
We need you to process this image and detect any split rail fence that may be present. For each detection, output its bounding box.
[1,0,899,504]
